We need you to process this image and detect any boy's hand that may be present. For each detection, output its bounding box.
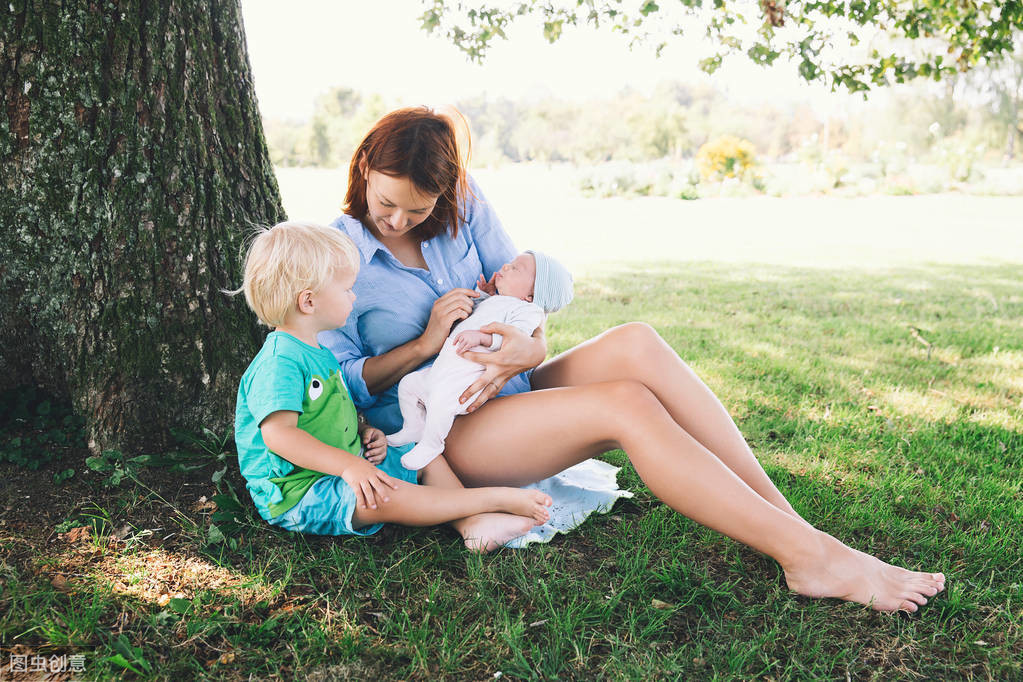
[361,427,388,464]
[341,458,399,510]
[452,329,490,354]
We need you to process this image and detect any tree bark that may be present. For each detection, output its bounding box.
[1,1,284,453]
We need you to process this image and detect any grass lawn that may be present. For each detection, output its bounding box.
[2,261,1021,680]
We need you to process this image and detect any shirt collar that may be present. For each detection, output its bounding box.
[335,214,382,264]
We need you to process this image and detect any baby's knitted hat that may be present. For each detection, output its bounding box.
[526,250,574,313]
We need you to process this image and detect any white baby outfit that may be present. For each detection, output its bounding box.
[386,293,545,470]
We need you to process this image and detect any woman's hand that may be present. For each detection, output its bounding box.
[418,287,479,356]
[457,323,546,412]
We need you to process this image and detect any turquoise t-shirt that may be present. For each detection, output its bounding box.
[234,331,361,520]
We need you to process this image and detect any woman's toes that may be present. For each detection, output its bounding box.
[899,600,919,613]
[905,592,928,606]
[908,581,937,596]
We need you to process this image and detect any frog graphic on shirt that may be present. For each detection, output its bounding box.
[296,369,360,456]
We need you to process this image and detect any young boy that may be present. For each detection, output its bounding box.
[233,222,551,549]
[387,250,573,470]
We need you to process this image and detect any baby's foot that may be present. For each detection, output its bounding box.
[784,533,945,612]
[459,513,536,553]
[497,488,552,525]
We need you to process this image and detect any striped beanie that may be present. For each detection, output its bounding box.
[526,250,574,313]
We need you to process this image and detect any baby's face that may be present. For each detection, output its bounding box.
[494,253,536,301]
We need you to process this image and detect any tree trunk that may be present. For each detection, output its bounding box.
[1,1,284,453]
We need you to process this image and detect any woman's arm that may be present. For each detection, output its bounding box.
[361,286,481,395]
[458,324,547,412]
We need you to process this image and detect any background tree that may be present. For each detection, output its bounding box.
[419,0,1023,92]
[0,1,283,453]
[962,32,1023,160]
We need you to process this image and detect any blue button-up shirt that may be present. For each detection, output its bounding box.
[318,178,532,433]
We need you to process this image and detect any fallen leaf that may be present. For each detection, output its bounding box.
[218,652,236,664]
[651,598,673,610]
[59,526,91,544]
[974,640,989,646]
[50,574,71,592]
[529,619,548,628]
[192,497,217,513]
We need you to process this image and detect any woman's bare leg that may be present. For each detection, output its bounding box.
[532,322,799,517]
[445,382,944,611]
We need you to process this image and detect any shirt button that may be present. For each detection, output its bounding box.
[423,243,429,249]
[437,278,443,285]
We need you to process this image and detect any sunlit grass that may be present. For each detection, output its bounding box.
[2,260,1021,679]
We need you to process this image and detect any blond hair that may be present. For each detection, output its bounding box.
[234,221,360,327]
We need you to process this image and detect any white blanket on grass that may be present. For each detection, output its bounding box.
[504,458,633,548]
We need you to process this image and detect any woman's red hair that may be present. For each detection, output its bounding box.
[345,107,470,242]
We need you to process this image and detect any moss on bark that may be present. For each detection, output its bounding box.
[1,1,284,453]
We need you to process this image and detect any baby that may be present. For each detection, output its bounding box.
[387,250,573,470]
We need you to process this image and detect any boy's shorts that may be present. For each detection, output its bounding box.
[268,444,418,536]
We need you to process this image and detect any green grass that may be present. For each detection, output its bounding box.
[2,262,1021,680]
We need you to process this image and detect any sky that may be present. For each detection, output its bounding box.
[240,0,864,121]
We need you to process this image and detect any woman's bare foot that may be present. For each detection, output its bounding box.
[783,532,945,612]
[459,512,537,553]
[494,488,552,525]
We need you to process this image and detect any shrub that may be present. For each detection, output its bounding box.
[696,135,757,181]
[0,386,85,470]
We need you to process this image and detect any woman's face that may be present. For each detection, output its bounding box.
[363,170,439,239]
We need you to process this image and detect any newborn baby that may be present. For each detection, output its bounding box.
[387,250,574,470]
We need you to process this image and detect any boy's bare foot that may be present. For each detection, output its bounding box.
[459,512,536,553]
[496,488,553,525]
[783,532,945,612]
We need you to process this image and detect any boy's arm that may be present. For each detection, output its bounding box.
[260,410,398,509]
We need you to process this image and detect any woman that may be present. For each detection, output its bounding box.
[320,107,945,612]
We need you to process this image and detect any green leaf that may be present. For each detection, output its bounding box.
[211,494,243,512]
[168,597,193,614]
[106,653,143,675]
[86,456,112,472]
[207,524,226,544]
[211,466,227,484]
[543,19,563,42]
[53,468,75,484]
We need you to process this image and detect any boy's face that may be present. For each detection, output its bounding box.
[494,253,535,302]
[313,268,357,330]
